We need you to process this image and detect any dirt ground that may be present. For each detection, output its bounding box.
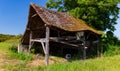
[0,49,67,71]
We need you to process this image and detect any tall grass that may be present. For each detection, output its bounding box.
[2,54,120,71]
[45,55,120,71]
[0,38,120,71]
[104,45,120,56]
[2,62,44,71]
[0,38,34,70]
[0,38,33,61]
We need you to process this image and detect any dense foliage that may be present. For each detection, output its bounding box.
[46,0,120,56]
[104,45,120,56]
[46,0,120,45]
[46,0,120,32]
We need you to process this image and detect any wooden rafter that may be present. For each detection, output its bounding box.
[31,13,37,17]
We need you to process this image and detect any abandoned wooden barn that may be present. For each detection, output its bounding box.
[18,3,102,65]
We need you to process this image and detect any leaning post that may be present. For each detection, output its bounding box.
[29,31,32,53]
[45,25,50,66]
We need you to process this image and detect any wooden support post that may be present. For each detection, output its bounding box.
[82,37,86,60]
[97,42,100,57]
[78,47,81,59]
[29,31,32,53]
[18,43,23,53]
[83,46,86,60]
[45,26,50,66]
[41,42,46,54]
[61,47,63,56]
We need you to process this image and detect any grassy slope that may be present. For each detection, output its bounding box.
[0,39,120,71]
[0,39,43,71]
[46,55,120,71]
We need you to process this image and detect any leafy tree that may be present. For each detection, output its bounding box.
[46,0,119,31]
[117,39,120,46]
[46,0,120,45]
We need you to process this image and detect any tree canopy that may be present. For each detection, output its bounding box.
[46,0,120,33]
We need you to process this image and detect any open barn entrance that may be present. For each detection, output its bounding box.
[26,28,101,59]
[49,42,82,58]
[62,47,81,58]
[31,42,83,59]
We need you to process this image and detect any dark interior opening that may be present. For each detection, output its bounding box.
[30,29,100,59]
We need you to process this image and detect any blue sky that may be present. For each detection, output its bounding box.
[0,0,47,35]
[0,0,120,39]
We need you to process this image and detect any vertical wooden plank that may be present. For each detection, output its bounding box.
[78,47,81,59]
[61,47,63,56]
[29,31,32,53]
[83,46,86,60]
[41,42,46,54]
[45,26,50,66]
[82,36,86,60]
[18,44,23,53]
[97,42,100,57]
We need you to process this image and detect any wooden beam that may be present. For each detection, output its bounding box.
[93,40,99,44]
[29,38,47,54]
[83,46,86,60]
[26,28,30,30]
[57,41,79,47]
[41,42,46,54]
[78,47,81,57]
[97,41,100,57]
[50,37,83,47]
[31,38,46,42]
[31,13,37,17]
[45,26,50,66]
[29,36,76,43]
[29,31,32,53]
[81,36,86,60]
[18,43,23,53]
[30,37,83,47]
[50,36,76,41]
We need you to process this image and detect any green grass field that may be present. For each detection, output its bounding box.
[0,39,120,71]
[45,55,120,71]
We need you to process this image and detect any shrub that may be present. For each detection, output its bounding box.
[9,44,33,61]
[9,45,18,53]
[104,45,120,56]
[10,52,33,61]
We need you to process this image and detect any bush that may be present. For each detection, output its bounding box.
[10,52,33,61]
[104,45,120,56]
[9,45,18,53]
[9,44,33,61]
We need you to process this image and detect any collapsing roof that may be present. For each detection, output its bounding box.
[19,3,103,65]
[21,3,102,45]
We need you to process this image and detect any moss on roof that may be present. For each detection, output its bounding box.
[21,3,102,45]
[30,3,102,35]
